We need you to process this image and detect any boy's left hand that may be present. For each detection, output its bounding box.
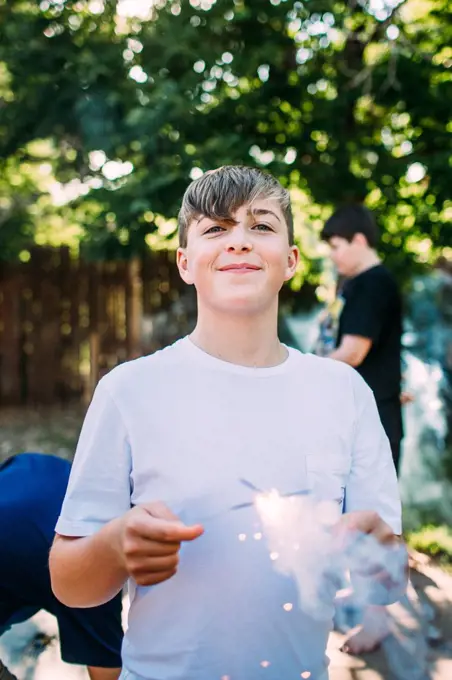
[333,511,408,602]
[334,510,399,546]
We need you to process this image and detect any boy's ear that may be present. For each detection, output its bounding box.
[284,245,300,281]
[177,248,194,285]
[352,233,368,248]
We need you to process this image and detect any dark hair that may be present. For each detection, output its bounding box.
[321,205,380,248]
[178,165,294,247]
[434,256,452,274]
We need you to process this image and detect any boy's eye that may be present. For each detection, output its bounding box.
[204,225,225,235]
[252,223,273,232]
[203,223,273,235]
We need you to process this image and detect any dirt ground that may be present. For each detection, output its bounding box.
[0,405,84,464]
[328,552,452,679]
[1,406,451,679]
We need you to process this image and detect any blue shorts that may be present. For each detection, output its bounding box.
[0,454,123,668]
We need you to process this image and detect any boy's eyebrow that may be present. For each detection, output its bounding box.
[196,207,281,226]
[248,207,281,222]
[196,215,238,227]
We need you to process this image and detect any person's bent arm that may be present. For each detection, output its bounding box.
[51,378,202,608]
[50,503,204,608]
[50,517,127,608]
[50,378,133,608]
[329,334,372,367]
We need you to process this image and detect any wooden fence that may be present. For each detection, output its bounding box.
[0,247,192,406]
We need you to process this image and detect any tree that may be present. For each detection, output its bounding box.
[0,0,450,283]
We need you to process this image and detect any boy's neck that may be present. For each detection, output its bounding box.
[352,250,381,277]
[190,304,287,368]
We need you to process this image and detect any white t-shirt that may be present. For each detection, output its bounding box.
[56,337,401,680]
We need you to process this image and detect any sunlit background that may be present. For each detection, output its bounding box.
[0,0,451,678]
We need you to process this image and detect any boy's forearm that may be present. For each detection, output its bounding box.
[329,335,372,367]
[329,345,362,367]
[49,516,128,608]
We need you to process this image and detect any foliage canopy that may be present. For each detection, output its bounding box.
[0,0,451,284]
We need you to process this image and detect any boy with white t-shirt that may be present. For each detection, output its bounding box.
[50,166,405,680]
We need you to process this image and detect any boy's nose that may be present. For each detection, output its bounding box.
[225,227,253,252]
[226,242,252,253]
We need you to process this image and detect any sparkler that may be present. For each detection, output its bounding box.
[184,478,424,678]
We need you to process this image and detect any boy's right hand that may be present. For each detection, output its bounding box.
[117,502,204,587]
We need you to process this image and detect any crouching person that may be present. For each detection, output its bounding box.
[0,453,122,680]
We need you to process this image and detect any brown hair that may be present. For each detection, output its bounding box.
[321,205,380,248]
[178,165,294,247]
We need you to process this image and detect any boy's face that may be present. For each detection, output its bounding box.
[177,198,299,315]
[328,235,367,277]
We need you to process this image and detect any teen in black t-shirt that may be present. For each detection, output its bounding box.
[321,206,403,473]
[338,264,403,469]
[321,205,404,657]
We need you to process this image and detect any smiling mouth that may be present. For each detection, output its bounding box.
[219,264,261,272]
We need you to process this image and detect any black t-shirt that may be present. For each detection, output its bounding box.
[336,264,403,403]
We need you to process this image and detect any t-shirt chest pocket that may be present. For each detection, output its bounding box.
[305,453,350,508]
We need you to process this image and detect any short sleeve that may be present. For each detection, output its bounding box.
[341,278,387,342]
[344,373,402,534]
[55,379,132,537]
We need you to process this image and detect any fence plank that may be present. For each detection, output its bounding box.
[126,257,142,360]
[0,248,190,406]
[0,273,22,404]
